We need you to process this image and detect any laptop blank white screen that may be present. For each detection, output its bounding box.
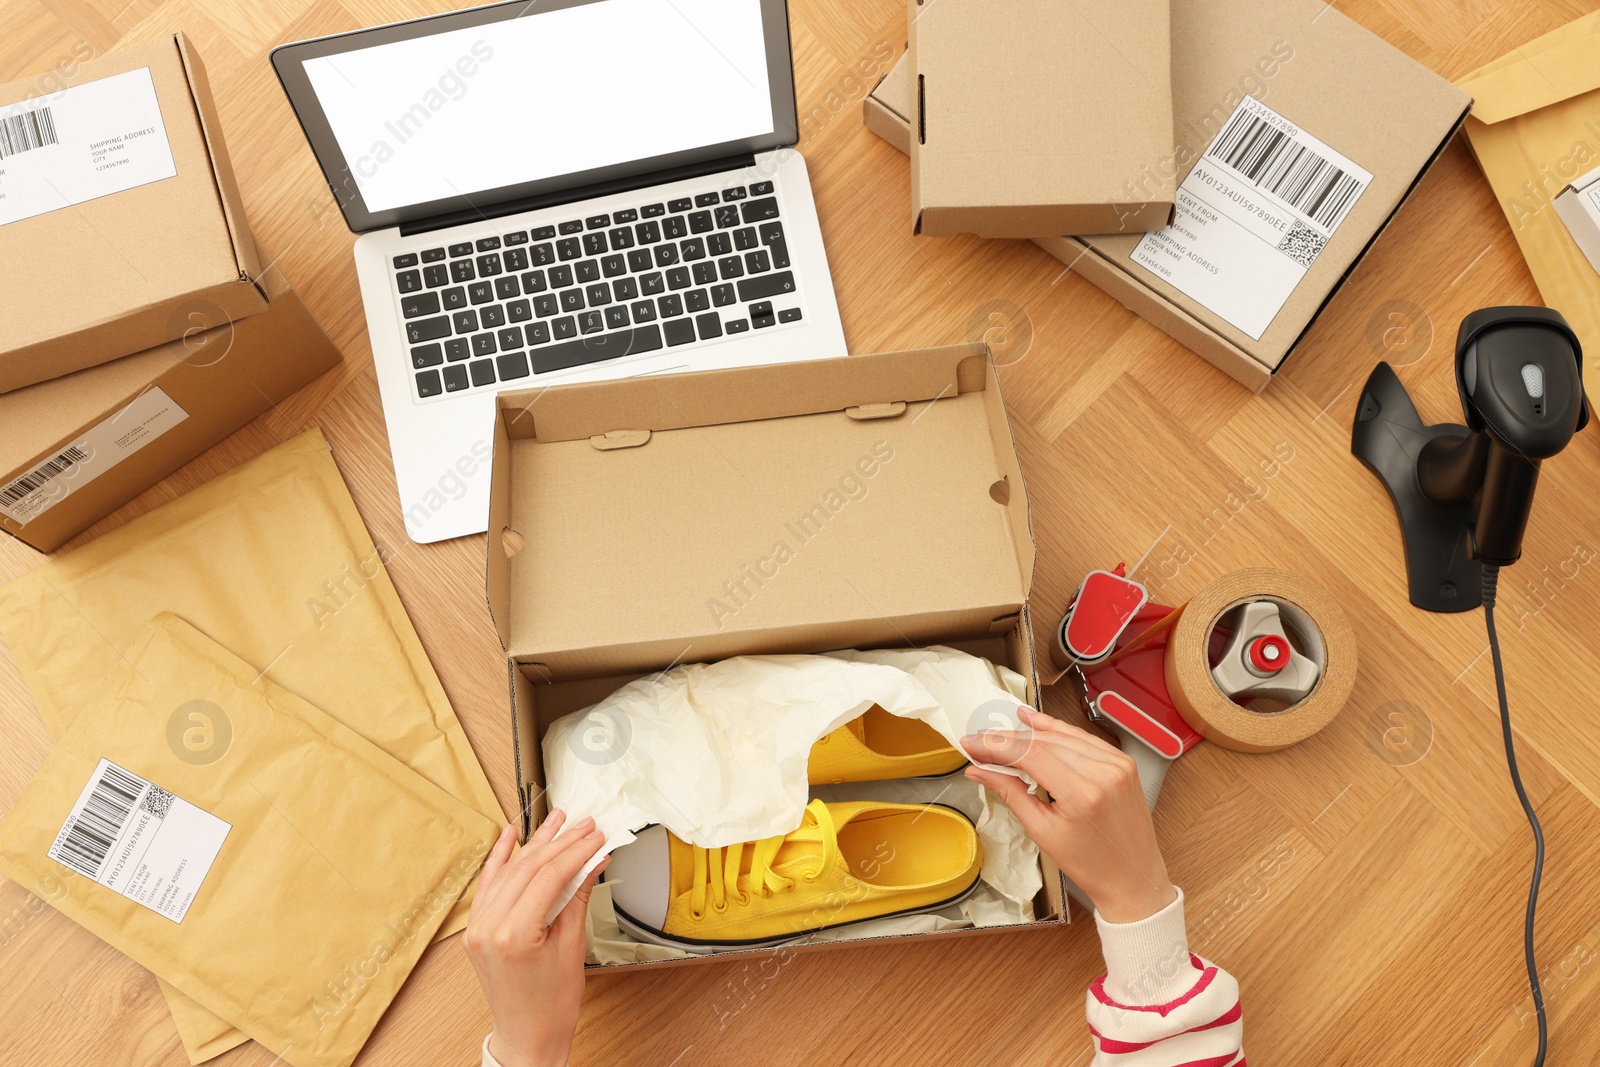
[302,0,775,213]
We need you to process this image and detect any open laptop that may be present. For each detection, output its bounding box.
[272,0,846,543]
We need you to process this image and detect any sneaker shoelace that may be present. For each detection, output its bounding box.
[688,799,838,921]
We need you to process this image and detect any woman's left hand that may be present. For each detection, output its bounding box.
[465,811,608,1067]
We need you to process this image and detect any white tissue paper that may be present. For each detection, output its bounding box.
[542,646,1043,933]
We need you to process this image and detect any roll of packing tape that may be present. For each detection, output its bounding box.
[1164,569,1357,753]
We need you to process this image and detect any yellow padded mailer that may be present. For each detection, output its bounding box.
[0,429,505,1061]
[0,614,499,1067]
[1458,12,1600,355]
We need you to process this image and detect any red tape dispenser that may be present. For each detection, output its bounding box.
[1054,566,1357,807]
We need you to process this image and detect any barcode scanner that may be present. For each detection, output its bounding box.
[1353,306,1590,1067]
[1351,306,1589,609]
[1415,308,1588,566]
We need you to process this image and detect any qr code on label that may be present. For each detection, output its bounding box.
[1277,222,1328,268]
[141,786,174,819]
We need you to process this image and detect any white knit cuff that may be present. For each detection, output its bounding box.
[483,1033,568,1067]
[1093,887,1201,1007]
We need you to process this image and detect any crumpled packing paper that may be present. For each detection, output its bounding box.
[542,646,1039,922]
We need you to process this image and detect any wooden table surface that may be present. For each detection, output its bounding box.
[5,0,1600,1064]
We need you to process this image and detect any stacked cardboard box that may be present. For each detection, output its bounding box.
[873,0,1472,390]
[0,35,341,550]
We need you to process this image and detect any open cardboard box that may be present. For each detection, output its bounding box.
[869,0,1471,390]
[485,343,1068,969]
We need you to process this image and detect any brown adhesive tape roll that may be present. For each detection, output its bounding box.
[1164,569,1357,753]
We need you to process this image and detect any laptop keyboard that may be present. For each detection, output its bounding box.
[392,180,803,401]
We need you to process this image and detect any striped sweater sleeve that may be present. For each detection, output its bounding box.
[1086,888,1245,1066]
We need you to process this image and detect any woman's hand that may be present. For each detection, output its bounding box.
[466,811,608,1067]
[963,707,1175,923]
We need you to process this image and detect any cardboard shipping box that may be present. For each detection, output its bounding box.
[909,0,1174,238]
[873,0,1471,390]
[0,33,267,393]
[0,256,341,552]
[485,343,1068,971]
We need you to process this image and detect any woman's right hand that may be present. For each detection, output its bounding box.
[963,707,1176,924]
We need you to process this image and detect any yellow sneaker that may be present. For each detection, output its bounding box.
[603,799,983,952]
[807,705,968,783]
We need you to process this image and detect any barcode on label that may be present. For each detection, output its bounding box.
[52,763,144,879]
[1208,108,1363,231]
[1,446,88,506]
[0,106,59,160]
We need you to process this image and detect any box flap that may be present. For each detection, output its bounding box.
[487,346,1033,665]
[874,46,913,128]
[863,56,913,155]
[909,0,1175,238]
[485,397,516,649]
